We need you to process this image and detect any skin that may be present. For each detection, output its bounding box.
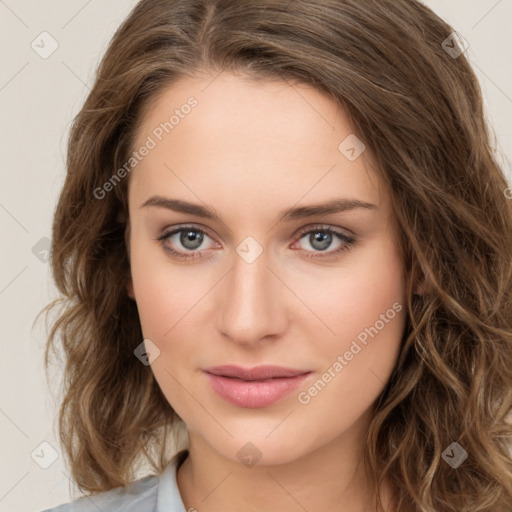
[126,71,410,511]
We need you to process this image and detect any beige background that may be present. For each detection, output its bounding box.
[0,1,511,511]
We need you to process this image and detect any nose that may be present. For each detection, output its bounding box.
[215,246,288,347]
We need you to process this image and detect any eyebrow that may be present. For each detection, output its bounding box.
[140,195,378,222]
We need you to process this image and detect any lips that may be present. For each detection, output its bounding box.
[203,365,312,408]
[204,365,309,380]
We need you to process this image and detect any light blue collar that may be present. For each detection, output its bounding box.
[157,449,189,512]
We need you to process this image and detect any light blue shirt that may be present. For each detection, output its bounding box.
[39,450,189,512]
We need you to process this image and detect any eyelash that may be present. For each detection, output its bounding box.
[156,224,357,262]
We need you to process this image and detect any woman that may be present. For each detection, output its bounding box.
[39,0,512,511]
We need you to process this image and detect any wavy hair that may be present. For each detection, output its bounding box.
[39,0,512,510]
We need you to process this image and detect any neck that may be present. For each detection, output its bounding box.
[176,413,395,512]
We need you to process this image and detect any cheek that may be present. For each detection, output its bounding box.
[342,238,405,327]
[129,237,176,347]
[304,233,406,364]
[129,244,208,424]
[294,239,406,435]
[340,237,406,371]
[129,232,205,339]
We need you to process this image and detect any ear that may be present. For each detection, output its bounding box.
[126,280,135,299]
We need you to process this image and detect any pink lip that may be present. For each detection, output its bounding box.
[203,365,312,408]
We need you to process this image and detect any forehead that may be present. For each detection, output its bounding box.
[129,72,388,218]
[135,72,354,154]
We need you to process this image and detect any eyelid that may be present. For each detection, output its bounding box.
[158,223,217,240]
[293,223,355,239]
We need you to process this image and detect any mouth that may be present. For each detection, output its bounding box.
[203,365,312,408]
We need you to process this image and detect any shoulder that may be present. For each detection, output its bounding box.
[38,449,189,512]
[39,473,159,512]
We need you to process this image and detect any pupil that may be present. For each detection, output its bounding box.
[181,230,203,249]
[311,231,331,251]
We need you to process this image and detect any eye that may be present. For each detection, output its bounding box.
[156,223,357,262]
[291,224,357,259]
[156,225,219,261]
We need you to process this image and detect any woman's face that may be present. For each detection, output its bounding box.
[126,72,407,465]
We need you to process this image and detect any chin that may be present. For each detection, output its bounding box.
[204,426,314,467]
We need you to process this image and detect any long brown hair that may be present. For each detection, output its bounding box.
[38,1,512,510]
